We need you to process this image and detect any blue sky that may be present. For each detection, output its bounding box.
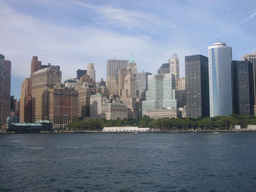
[1,0,255,98]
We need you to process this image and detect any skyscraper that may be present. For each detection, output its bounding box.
[232,60,254,115]
[118,68,129,96]
[20,56,45,123]
[0,54,11,127]
[185,55,209,118]
[169,54,179,80]
[142,74,176,115]
[31,56,42,75]
[126,53,137,75]
[49,84,78,129]
[32,65,62,122]
[175,77,186,108]
[77,73,95,118]
[157,63,170,75]
[208,42,232,117]
[19,78,31,123]
[106,77,118,95]
[106,59,128,86]
[136,72,152,101]
[87,63,96,83]
[76,69,87,79]
[241,50,256,115]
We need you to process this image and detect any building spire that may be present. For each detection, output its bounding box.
[129,52,135,63]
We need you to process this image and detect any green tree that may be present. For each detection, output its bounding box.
[114,118,124,127]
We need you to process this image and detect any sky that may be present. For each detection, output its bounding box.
[1,0,256,99]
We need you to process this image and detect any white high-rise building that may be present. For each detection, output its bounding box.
[208,42,232,117]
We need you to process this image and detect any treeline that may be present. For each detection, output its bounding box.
[66,114,256,131]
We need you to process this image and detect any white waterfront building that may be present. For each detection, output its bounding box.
[208,42,232,117]
[102,127,151,132]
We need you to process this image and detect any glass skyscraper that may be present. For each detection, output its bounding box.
[185,55,209,118]
[241,50,256,115]
[208,42,232,117]
[232,60,254,115]
[142,74,176,115]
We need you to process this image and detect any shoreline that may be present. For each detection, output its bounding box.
[1,129,256,134]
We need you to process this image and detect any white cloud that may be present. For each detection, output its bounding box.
[72,0,178,30]
[0,3,161,82]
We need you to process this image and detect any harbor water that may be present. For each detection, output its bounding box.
[1,132,256,191]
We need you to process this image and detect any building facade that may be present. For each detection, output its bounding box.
[185,55,209,118]
[32,65,62,122]
[87,63,96,83]
[144,109,182,119]
[241,50,256,115]
[136,72,152,101]
[90,94,106,119]
[118,68,129,96]
[157,63,170,75]
[106,77,118,95]
[175,77,186,108]
[48,85,78,129]
[20,56,48,123]
[142,74,177,115]
[0,54,11,127]
[126,53,137,75]
[101,103,128,120]
[208,42,232,117]
[169,54,179,80]
[106,59,128,86]
[76,69,87,79]
[78,86,94,118]
[232,60,254,115]
[19,78,32,123]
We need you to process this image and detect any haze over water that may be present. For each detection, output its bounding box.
[1,133,256,191]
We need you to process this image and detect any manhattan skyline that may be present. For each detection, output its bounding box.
[0,0,255,98]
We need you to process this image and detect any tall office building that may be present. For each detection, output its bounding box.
[232,60,254,115]
[78,74,95,117]
[106,59,128,86]
[49,84,78,129]
[241,50,256,115]
[142,74,177,115]
[127,53,137,75]
[176,77,186,108]
[120,70,141,119]
[87,63,96,83]
[19,78,32,123]
[31,56,42,75]
[185,55,209,118]
[20,56,46,123]
[76,69,87,79]
[118,68,129,96]
[157,63,170,75]
[208,42,232,117]
[136,72,152,101]
[32,65,62,122]
[169,54,179,80]
[0,54,11,127]
[78,86,94,118]
[106,77,118,95]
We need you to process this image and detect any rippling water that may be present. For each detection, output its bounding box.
[1,132,256,191]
